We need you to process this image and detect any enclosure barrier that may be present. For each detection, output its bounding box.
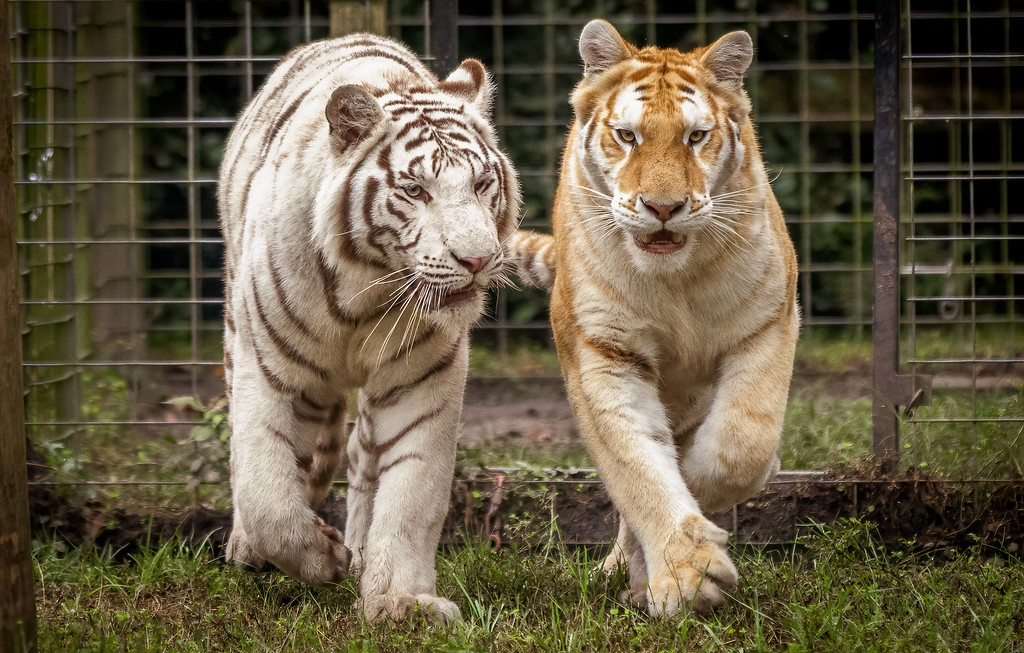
[5,0,1022,550]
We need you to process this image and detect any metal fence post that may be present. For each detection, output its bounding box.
[0,1,39,649]
[872,0,932,468]
[429,0,458,76]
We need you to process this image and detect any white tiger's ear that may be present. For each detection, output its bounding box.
[700,31,753,95]
[579,19,633,77]
[440,59,493,113]
[325,85,384,154]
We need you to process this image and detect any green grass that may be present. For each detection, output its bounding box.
[34,520,1023,652]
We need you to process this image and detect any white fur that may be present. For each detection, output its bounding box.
[218,34,520,623]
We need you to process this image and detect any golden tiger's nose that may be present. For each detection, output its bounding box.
[643,198,687,223]
[456,254,493,274]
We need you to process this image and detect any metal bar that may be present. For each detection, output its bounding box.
[429,0,458,76]
[871,0,902,467]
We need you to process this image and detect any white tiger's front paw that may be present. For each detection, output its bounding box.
[646,514,738,616]
[226,528,266,570]
[292,519,351,585]
[359,593,462,624]
[236,516,351,585]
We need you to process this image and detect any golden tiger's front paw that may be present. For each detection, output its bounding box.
[646,514,738,616]
[360,593,462,624]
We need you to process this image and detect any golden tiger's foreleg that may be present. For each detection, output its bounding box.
[343,335,469,623]
[562,334,738,616]
[680,310,798,515]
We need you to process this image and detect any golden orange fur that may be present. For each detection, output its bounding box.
[512,21,799,615]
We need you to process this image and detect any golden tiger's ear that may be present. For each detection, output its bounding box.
[325,85,384,154]
[440,59,493,114]
[579,19,633,77]
[700,31,754,95]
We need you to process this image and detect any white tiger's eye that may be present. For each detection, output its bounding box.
[616,128,636,144]
[689,129,707,145]
[404,184,422,198]
[474,179,488,193]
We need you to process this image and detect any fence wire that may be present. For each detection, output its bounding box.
[901,0,1023,475]
[9,1,1023,503]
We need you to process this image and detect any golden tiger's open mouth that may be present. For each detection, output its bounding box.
[634,229,687,254]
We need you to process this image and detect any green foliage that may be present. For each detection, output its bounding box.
[163,395,232,493]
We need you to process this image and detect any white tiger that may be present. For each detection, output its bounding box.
[217,33,520,622]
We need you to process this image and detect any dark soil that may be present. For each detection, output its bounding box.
[28,436,1024,560]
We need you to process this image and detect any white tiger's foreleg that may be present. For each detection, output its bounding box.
[227,360,350,584]
[681,312,798,515]
[346,337,468,623]
[567,339,738,616]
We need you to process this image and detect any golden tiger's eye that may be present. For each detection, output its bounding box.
[689,129,707,144]
[405,184,422,197]
[616,129,636,143]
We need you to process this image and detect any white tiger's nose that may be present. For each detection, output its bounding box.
[455,253,493,275]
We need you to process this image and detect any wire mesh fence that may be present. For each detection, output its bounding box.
[8,0,1023,510]
[900,0,1023,475]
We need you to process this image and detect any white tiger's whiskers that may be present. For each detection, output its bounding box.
[375,283,422,369]
[348,266,416,303]
[360,275,421,355]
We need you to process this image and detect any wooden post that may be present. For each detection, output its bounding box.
[0,0,40,650]
[329,0,387,38]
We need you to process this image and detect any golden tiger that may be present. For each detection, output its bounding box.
[512,20,799,615]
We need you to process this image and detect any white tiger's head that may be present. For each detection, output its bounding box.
[314,60,521,326]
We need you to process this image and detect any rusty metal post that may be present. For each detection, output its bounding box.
[430,0,459,76]
[0,0,40,649]
[871,0,902,466]
[872,0,931,468]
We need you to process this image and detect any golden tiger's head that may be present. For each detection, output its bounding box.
[569,20,759,272]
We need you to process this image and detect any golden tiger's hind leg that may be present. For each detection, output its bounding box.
[601,517,649,606]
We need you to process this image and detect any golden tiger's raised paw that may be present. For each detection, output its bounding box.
[645,515,738,616]
[359,594,462,624]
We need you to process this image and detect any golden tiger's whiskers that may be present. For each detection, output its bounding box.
[710,171,781,201]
